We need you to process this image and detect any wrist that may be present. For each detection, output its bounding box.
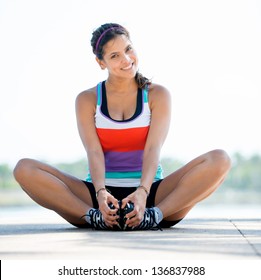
[137,185,150,197]
[96,187,107,198]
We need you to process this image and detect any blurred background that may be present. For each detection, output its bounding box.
[1,0,261,212]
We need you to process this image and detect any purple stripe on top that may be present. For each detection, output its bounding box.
[104,150,143,172]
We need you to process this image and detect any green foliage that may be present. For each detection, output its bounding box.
[160,157,183,177]
[221,153,261,192]
[1,153,261,194]
[54,159,88,180]
[0,164,17,188]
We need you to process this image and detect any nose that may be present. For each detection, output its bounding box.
[122,53,131,63]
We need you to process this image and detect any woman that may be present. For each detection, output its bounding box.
[13,23,231,230]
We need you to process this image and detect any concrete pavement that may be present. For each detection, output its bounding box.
[0,205,260,260]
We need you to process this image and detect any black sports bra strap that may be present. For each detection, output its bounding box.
[100,81,142,122]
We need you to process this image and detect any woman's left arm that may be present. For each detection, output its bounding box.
[123,84,172,227]
[140,84,171,191]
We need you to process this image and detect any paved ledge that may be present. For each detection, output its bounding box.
[0,205,260,260]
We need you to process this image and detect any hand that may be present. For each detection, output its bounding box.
[121,188,147,228]
[97,189,120,228]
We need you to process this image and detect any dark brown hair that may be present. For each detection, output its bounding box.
[91,23,151,89]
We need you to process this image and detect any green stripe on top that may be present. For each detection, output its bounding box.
[155,164,163,180]
[143,87,148,103]
[86,164,163,182]
[105,171,142,179]
[105,165,163,180]
[97,82,102,106]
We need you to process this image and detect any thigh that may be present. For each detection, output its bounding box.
[18,158,95,207]
[146,179,190,225]
[152,153,211,221]
[155,149,230,206]
[154,153,207,205]
[45,162,95,207]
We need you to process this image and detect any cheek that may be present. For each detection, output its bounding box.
[104,59,117,69]
[132,51,139,64]
[134,56,139,67]
[112,61,122,69]
[107,62,121,72]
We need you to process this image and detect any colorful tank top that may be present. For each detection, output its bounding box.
[86,81,163,187]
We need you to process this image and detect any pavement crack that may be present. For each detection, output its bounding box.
[229,219,261,257]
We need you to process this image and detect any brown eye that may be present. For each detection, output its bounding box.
[111,54,118,59]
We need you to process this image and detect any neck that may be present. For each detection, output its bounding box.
[106,76,137,94]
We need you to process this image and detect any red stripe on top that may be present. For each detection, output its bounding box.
[96,126,149,152]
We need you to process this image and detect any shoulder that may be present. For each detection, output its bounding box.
[75,86,97,115]
[76,86,96,104]
[147,83,171,106]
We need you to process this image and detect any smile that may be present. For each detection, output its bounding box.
[121,63,134,70]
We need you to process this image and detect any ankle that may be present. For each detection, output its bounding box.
[152,207,163,223]
[84,208,97,224]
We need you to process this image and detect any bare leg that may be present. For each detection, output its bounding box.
[155,149,231,221]
[13,158,93,225]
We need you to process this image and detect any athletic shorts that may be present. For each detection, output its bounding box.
[74,179,182,229]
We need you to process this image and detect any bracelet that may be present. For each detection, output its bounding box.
[96,187,107,198]
[138,185,149,196]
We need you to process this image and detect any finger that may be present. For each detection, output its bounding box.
[125,213,140,227]
[108,198,120,209]
[126,218,141,228]
[105,203,120,218]
[103,217,119,229]
[128,212,143,227]
[104,210,120,222]
[125,209,144,227]
[102,213,119,229]
[122,194,135,207]
[104,211,121,226]
[125,209,137,219]
[106,206,119,216]
[121,197,128,209]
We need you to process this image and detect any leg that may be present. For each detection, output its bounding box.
[13,158,93,225]
[155,149,231,221]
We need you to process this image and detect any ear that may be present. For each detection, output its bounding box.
[95,57,106,70]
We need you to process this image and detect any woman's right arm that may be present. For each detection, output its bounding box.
[75,89,119,226]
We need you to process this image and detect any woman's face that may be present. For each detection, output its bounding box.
[98,35,138,79]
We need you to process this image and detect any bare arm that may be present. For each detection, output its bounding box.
[75,89,106,189]
[75,89,119,226]
[140,84,171,190]
[123,84,171,227]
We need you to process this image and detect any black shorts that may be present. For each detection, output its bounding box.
[75,180,182,229]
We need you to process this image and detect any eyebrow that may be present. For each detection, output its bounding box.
[109,44,132,56]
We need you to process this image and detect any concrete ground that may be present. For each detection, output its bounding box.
[0,204,260,260]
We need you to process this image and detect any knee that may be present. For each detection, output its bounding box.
[13,158,34,183]
[207,149,231,176]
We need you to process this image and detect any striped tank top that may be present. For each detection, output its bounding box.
[86,81,163,187]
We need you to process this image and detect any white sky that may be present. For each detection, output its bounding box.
[1,0,261,167]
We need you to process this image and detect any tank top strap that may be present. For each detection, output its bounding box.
[96,81,149,108]
[142,85,149,104]
[96,82,102,106]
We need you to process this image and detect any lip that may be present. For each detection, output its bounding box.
[121,63,134,70]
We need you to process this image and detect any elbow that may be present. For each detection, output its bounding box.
[143,146,161,162]
[87,148,104,161]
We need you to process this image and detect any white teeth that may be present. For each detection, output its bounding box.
[122,64,132,70]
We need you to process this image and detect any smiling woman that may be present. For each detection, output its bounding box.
[13,22,231,232]
[92,23,150,89]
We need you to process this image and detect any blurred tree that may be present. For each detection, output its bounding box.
[221,153,261,192]
[0,164,14,188]
[1,153,261,194]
